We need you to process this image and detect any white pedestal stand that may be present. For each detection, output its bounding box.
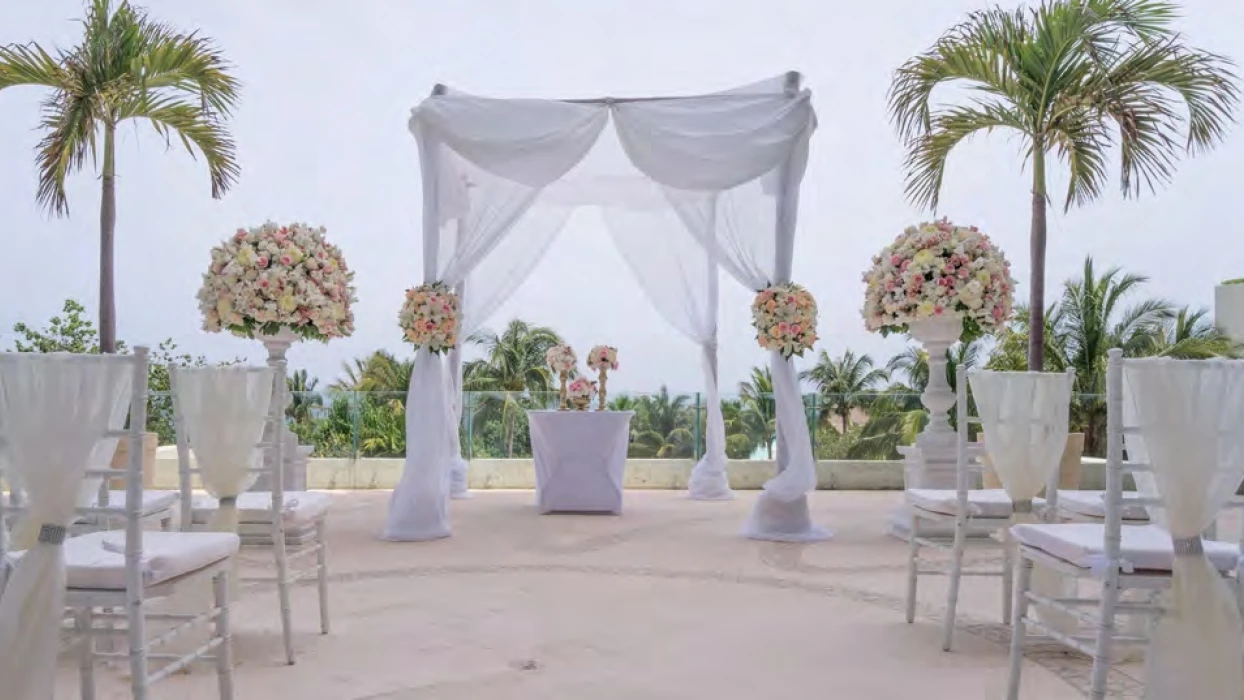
[887,316,988,540]
[255,329,310,492]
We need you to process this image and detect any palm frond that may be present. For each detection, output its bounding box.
[116,92,239,198]
[902,103,1029,211]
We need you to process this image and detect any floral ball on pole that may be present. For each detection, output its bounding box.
[587,345,618,410]
[198,221,356,341]
[862,218,1015,339]
[398,282,460,355]
[751,284,818,359]
[546,345,577,411]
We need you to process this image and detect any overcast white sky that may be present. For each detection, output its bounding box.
[2,0,1242,394]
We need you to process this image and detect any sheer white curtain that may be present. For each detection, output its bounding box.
[0,354,133,700]
[444,202,577,499]
[602,192,731,500]
[173,366,275,531]
[384,92,608,540]
[1124,359,1244,700]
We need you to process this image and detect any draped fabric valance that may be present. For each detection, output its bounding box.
[384,74,827,542]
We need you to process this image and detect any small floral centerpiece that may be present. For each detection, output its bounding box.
[751,284,818,359]
[198,221,356,341]
[566,377,597,411]
[587,345,618,410]
[546,344,577,410]
[862,218,1015,339]
[398,282,460,355]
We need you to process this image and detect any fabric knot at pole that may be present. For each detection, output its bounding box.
[1011,500,1033,514]
[219,496,238,507]
[37,524,67,545]
[1172,536,1204,557]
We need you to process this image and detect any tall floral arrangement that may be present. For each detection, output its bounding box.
[862,218,1015,338]
[751,284,818,359]
[199,222,355,341]
[398,282,460,355]
[587,345,618,371]
[546,345,577,375]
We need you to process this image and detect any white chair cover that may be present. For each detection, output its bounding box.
[174,366,275,532]
[968,371,1071,505]
[0,354,133,700]
[970,370,1078,633]
[1124,358,1244,700]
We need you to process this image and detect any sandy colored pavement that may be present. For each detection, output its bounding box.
[56,490,1142,699]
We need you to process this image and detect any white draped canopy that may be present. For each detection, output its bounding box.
[384,74,828,542]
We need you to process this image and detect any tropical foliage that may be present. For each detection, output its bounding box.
[0,0,241,352]
[801,349,889,433]
[464,320,564,458]
[889,0,1238,369]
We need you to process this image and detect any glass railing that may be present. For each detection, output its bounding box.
[146,390,1109,462]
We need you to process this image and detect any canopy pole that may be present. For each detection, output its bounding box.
[771,71,803,473]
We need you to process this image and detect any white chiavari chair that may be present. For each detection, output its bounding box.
[905,365,1054,650]
[0,348,240,700]
[173,360,329,666]
[1006,349,1244,699]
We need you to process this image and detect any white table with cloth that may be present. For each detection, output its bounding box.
[527,410,634,514]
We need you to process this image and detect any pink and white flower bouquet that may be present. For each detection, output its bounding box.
[546,345,577,375]
[199,221,356,341]
[751,284,818,359]
[587,345,618,372]
[566,377,596,402]
[398,282,460,355]
[862,218,1015,338]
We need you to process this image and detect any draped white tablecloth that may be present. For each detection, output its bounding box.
[528,411,634,514]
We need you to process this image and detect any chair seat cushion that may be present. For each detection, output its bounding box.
[908,488,1040,518]
[95,490,179,513]
[191,491,330,526]
[6,530,239,590]
[1010,523,1239,572]
[1056,490,1150,521]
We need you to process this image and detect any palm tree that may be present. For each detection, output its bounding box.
[463,320,564,457]
[720,399,759,459]
[1143,305,1241,359]
[889,0,1237,370]
[737,366,777,459]
[800,349,889,433]
[286,368,322,424]
[0,0,240,353]
[629,387,695,458]
[331,351,413,394]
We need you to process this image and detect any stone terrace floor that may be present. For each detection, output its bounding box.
[57,490,1148,699]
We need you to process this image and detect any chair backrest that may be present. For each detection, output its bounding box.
[171,361,286,531]
[1107,350,1244,551]
[956,365,1076,522]
[0,347,150,581]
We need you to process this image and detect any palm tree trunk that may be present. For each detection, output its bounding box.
[840,408,850,434]
[99,122,118,354]
[1027,141,1048,371]
[505,412,515,458]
